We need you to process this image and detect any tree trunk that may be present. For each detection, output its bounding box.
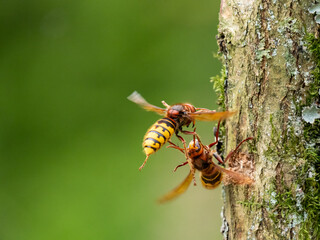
[215,0,320,239]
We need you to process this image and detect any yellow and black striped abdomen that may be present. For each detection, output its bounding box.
[143,117,177,157]
[200,164,223,189]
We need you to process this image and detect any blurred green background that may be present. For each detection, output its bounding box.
[0,0,224,239]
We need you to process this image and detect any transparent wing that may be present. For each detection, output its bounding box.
[215,164,254,185]
[189,110,236,121]
[158,171,193,203]
[127,91,166,116]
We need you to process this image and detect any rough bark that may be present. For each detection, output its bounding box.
[216,0,320,239]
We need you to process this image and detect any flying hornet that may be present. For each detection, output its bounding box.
[128,91,235,170]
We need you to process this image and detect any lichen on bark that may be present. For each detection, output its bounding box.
[213,0,320,239]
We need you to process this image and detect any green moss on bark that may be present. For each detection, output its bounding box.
[305,34,320,105]
[211,64,227,110]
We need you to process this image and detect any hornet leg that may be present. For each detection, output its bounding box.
[180,129,196,135]
[167,141,185,153]
[209,119,222,148]
[167,140,190,173]
[139,155,150,171]
[224,137,254,164]
[173,161,188,172]
[176,133,197,186]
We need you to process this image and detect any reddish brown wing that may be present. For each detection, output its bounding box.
[214,164,254,185]
[189,110,236,121]
[127,91,166,116]
[158,171,193,204]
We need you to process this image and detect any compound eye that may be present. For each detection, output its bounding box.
[188,139,201,152]
[170,109,180,118]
